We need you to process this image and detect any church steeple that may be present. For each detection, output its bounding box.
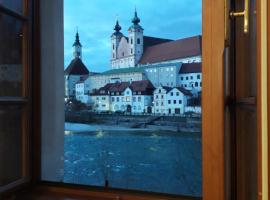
[114,19,122,33]
[73,30,82,47]
[132,8,140,25]
[73,29,82,59]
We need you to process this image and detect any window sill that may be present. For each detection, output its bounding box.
[13,183,202,200]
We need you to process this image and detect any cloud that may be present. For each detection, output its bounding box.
[64,0,202,72]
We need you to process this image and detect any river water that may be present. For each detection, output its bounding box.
[64,123,202,197]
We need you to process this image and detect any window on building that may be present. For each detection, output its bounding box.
[176,92,179,96]
[138,97,141,102]
[168,100,171,104]
[191,76,193,80]
[161,102,164,106]
[195,82,198,87]
[133,97,136,102]
[197,74,201,79]
[113,44,114,50]
[156,102,158,106]
[159,89,161,93]
[161,95,164,99]
[186,76,189,80]
[170,92,173,96]
[116,97,119,102]
[181,77,184,80]
[179,100,182,104]
[113,53,115,58]
[122,52,124,56]
[112,97,115,102]
[131,38,133,44]
[131,48,133,54]
[174,100,176,104]
[137,38,140,44]
[156,95,158,99]
[200,82,202,87]
[96,97,99,100]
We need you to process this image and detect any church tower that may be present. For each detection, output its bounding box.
[111,19,123,68]
[128,8,144,66]
[73,30,82,59]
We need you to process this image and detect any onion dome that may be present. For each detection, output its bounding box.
[132,9,140,25]
[114,20,122,32]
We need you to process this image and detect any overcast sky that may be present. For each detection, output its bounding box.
[64,0,202,72]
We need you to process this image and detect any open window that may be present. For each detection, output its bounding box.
[0,0,269,199]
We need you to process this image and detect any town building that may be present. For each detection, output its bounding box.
[90,80,154,113]
[153,86,192,115]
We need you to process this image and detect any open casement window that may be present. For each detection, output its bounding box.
[0,0,32,194]
[0,0,269,200]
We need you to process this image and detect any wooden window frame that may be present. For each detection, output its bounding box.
[1,0,268,199]
[0,0,33,194]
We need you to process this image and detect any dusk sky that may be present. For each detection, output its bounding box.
[64,0,202,72]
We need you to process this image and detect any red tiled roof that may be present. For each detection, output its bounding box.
[109,82,130,93]
[130,80,155,95]
[64,58,90,75]
[179,62,202,74]
[90,83,115,96]
[143,36,173,50]
[139,35,201,64]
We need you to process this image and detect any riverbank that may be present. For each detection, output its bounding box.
[65,113,201,133]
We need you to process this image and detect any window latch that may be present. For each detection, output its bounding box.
[229,0,249,34]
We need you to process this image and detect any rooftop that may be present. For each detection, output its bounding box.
[140,35,202,64]
[179,62,202,74]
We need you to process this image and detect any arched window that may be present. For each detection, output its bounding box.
[137,38,140,44]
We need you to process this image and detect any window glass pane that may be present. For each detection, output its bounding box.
[0,105,22,186]
[43,0,202,197]
[0,13,23,96]
[0,0,23,14]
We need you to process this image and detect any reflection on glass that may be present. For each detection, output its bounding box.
[0,14,23,96]
[0,106,22,186]
[0,0,23,14]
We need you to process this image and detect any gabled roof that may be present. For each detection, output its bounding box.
[130,80,155,95]
[90,83,114,96]
[155,86,172,93]
[109,82,130,93]
[64,58,89,75]
[179,62,202,74]
[174,87,193,96]
[139,35,202,64]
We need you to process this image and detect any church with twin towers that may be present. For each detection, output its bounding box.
[64,9,202,114]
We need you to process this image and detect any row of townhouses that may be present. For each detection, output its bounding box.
[75,80,200,115]
[64,10,202,115]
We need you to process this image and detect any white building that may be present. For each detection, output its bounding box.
[90,80,154,114]
[153,86,192,115]
[90,84,112,112]
[166,87,192,114]
[178,63,202,93]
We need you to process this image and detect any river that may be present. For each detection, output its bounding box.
[64,123,202,197]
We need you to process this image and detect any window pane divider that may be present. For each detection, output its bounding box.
[0,5,27,21]
[0,97,28,104]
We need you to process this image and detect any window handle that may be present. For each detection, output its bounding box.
[230,0,249,34]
